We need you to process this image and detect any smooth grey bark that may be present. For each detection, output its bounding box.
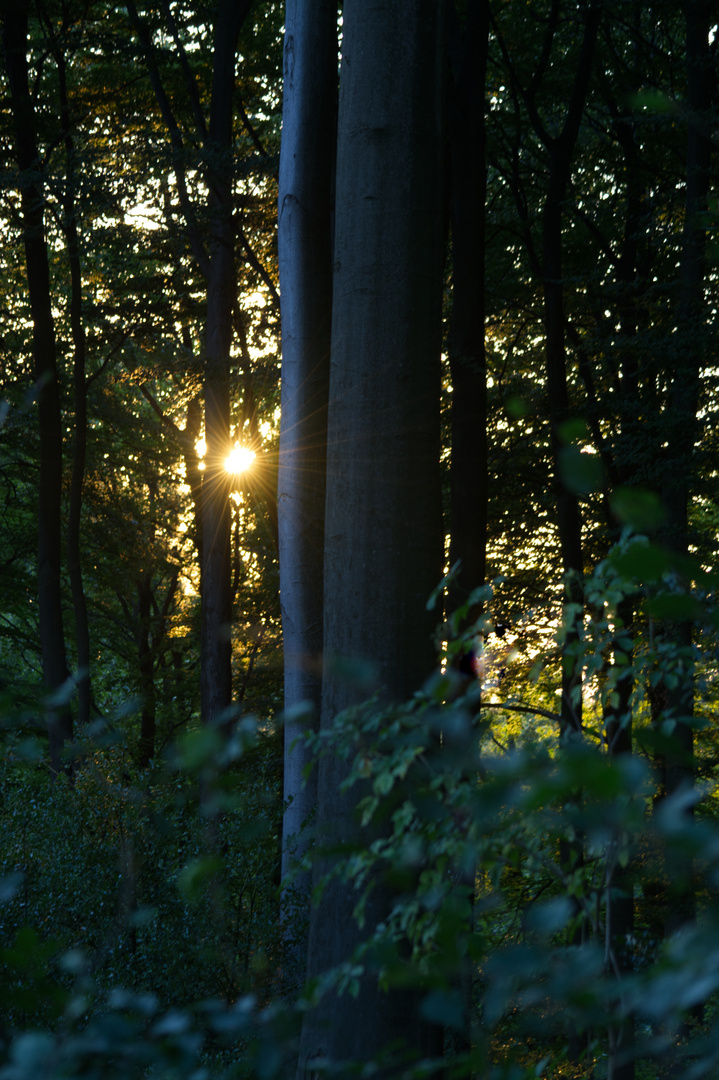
[297,0,444,1071]
[277,0,337,949]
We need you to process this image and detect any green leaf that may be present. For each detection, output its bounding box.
[420,988,465,1030]
[609,487,665,531]
[505,394,530,419]
[176,727,224,770]
[426,562,461,610]
[558,445,604,494]
[629,88,679,115]
[557,418,589,442]
[0,871,23,903]
[610,542,672,582]
[374,772,394,796]
[646,593,704,621]
[524,897,573,935]
[177,856,224,902]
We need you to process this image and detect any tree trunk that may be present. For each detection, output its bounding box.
[137,571,156,767]
[605,597,635,1080]
[127,0,253,729]
[3,3,72,774]
[539,3,600,735]
[297,0,445,1070]
[201,0,246,728]
[654,0,712,953]
[526,5,600,1062]
[55,37,92,731]
[447,0,489,613]
[277,0,337,970]
[446,0,489,1056]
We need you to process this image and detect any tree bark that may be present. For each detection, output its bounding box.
[53,29,92,731]
[3,3,72,773]
[447,0,489,612]
[277,0,337,967]
[127,0,253,729]
[137,570,156,767]
[201,0,248,728]
[539,4,600,735]
[605,597,635,1080]
[297,0,445,1070]
[655,0,712,952]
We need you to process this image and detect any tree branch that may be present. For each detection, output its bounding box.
[125,0,210,276]
[158,0,208,141]
[235,220,280,308]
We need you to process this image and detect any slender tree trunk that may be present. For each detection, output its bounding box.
[540,0,598,728]
[137,571,156,767]
[655,0,712,949]
[599,71,649,1079]
[3,3,72,773]
[447,0,489,612]
[277,0,337,970]
[181,391,204,572]
[201,0,245,728]
[605,597,635,1080]
[55,41,92,730]
[127,0,253,728]
[297,1,445,1071]
[446,0,488,1056]
[527,6,600,1062]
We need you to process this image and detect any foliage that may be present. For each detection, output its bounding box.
[0,712,283,1063]
[0,536,716,1079]
[0,521,718,1079]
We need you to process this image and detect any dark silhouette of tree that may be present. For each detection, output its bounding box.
[2,2,72,774]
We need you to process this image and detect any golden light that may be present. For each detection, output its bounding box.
[225,445,256,474]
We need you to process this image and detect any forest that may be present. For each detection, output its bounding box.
[0,1,718,1078]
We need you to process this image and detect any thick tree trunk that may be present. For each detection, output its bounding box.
[3,3,72,773]
[277,0,337,961]
[297,0,445,1070]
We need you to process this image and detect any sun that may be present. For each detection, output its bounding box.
[225,445,256,474]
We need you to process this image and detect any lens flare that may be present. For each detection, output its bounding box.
[225,446,256,473]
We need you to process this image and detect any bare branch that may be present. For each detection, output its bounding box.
[235,220,280,308]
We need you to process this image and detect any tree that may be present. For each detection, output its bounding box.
[295,0,446,1069]
[126,0,259,730]
[2,1,72,774]
[447,0,490,619]
[276,0,337,958]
